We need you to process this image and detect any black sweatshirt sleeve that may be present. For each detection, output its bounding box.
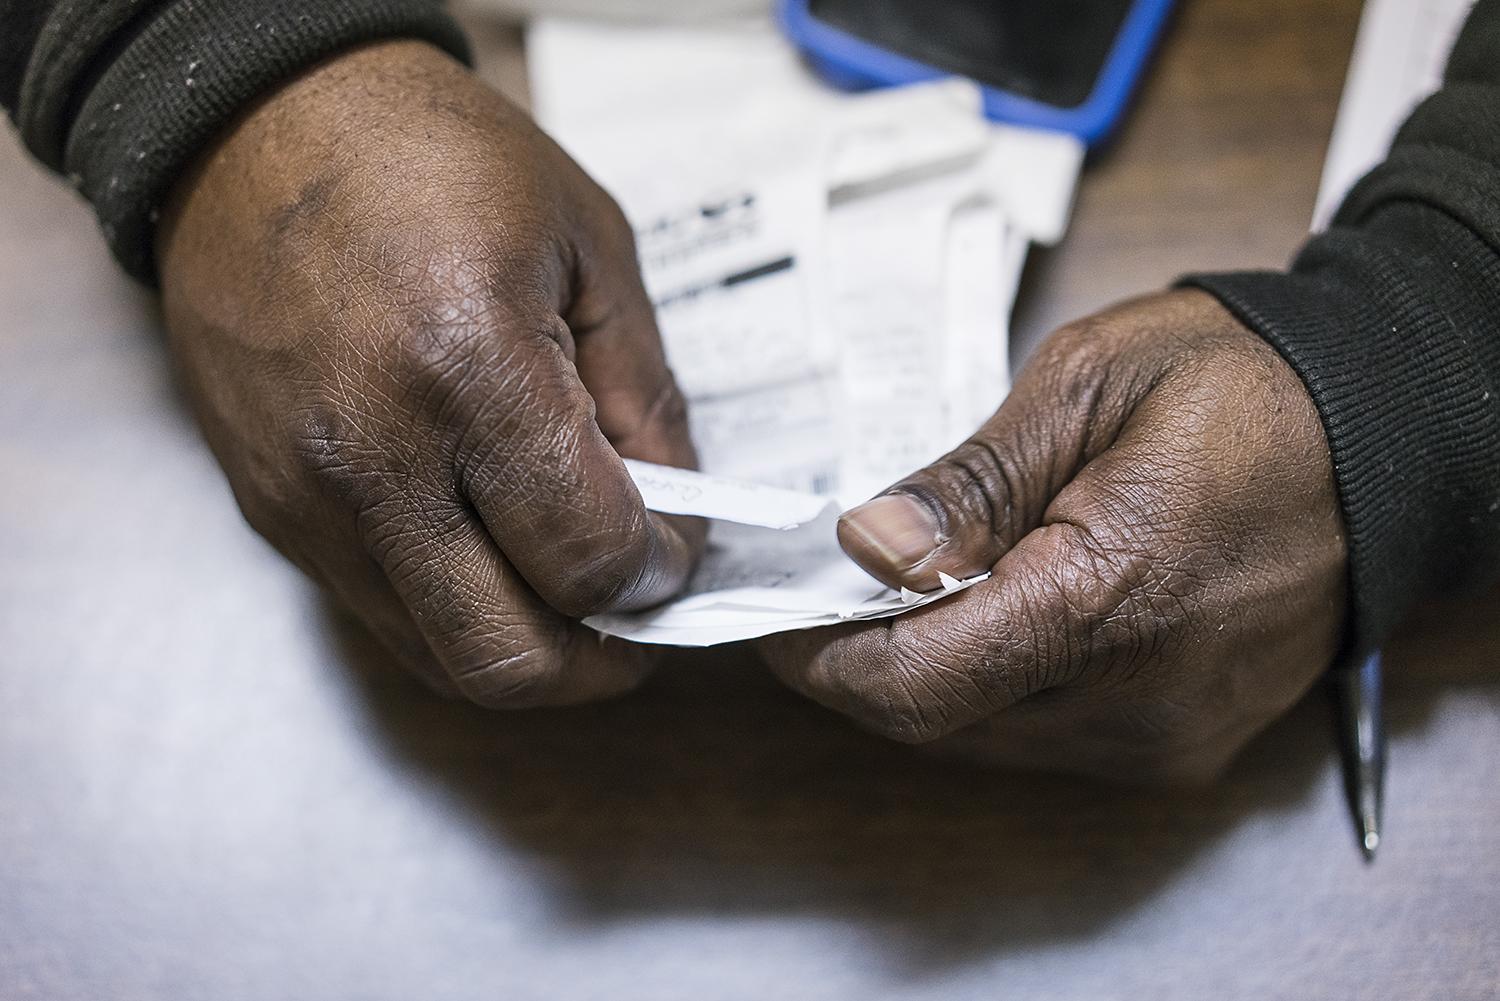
[1183,0,1500,667]
[0,0,471,285]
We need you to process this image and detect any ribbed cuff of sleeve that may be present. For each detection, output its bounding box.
[61,0,472,286]
[1183,2,1500,665]
[1181,246,1500,666]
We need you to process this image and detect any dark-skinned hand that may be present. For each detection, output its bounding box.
[761,289,1348,784]
[157,39,704,706]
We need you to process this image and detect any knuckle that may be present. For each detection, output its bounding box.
[366,510,457,595]
[447,357,600,499]
[392,315,495,427]
[1030,313,1162,431]
[389,302,578,438]
[1040,314,1118,383]
[289,402,374,495]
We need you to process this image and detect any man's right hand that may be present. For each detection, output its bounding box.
[157,39,703,706]
[762,291,1348,784]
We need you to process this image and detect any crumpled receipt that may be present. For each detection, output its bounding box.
[582,460,988,646]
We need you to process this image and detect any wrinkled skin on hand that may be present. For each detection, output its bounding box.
[157,40,704,706]
[762,290,1347,784]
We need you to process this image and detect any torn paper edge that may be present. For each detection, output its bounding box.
[585,571,989,646]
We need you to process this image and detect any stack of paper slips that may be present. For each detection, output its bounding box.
[527,18,1079,644]
[584,461,986,645]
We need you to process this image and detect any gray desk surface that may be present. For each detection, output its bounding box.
[3,1,1497,997]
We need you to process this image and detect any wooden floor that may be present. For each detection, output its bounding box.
[2,1,1496,997]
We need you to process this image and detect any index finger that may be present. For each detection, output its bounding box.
[433,307,700,619]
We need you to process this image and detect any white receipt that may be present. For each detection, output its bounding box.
[584,463,987,646]
[622,458,831,529]
[529,18,1083,500]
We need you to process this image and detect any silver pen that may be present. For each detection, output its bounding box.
[1331,649,1386,860]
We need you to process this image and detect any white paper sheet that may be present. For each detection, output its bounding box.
[528,18,1080,502]
[622,458,832,529]
[586,462,987,645]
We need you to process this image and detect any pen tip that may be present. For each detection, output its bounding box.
[1361,828,1379,860]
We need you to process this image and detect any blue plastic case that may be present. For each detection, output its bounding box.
[776,0,1176,147]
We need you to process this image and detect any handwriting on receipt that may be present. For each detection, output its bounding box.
[633,472,703,505]
[622,458,832,530]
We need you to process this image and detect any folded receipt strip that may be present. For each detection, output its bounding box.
[582,460,988,647]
